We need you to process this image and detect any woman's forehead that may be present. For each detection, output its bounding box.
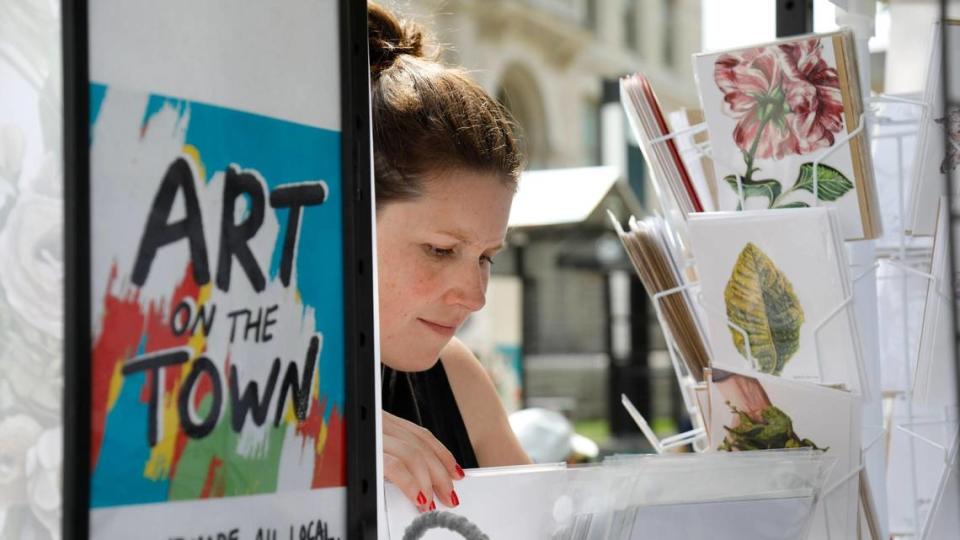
[381,176,513,244]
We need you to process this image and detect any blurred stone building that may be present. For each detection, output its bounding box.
[401,0,702,168]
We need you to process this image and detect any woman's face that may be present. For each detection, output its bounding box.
[376,170,514,371]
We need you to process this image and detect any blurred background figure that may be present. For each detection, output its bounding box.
[508,408,599,464]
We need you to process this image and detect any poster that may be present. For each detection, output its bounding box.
[63,1,375,538]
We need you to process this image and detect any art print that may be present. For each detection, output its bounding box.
[695,33,875,239]
[707,368,859,540]
[688,209,864,392]
[723,242,804,376]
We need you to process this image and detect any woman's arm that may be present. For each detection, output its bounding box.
[440,337,532,467]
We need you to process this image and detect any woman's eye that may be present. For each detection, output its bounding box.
[426,245,455,258]
[480,255,495,266]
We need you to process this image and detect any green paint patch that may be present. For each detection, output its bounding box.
[169,394,290,499]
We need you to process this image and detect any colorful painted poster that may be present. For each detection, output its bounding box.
[88,84,347,536]
[70,1,371,538]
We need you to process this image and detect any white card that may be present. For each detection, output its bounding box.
[707,368,860,540]
[689,209,864,392]
[693,32,875,240]
[912,198,960,409]
[907,20,960,236]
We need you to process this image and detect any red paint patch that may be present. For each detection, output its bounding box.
[311,407,346,488]
[90,263,200,471]
[296,398,326,452]
[91,264,146,469]
[200,455,224,498]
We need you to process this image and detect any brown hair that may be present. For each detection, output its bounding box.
[368,2,524,207]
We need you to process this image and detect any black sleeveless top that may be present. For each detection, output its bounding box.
[381,360,480,469]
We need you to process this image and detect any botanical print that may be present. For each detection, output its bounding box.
[712,374,827,482]
[719,401,826,451]
[713,38,854,210]
[724,242,804,375]
[689,210,864,392]
[707,368,860,539]
[936,105,960,173]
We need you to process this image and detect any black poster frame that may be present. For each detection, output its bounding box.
[61,1,377,538]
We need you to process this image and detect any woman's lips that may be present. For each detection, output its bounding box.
[418,318,457,337]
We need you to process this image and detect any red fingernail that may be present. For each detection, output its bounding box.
[429,500,436,511]
[416,491,427,505]
[450,490,460,506]
[455,464,465,478]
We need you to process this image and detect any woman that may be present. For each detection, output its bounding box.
[369,3,532,513]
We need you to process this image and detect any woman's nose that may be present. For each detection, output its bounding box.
[446,265,486,312]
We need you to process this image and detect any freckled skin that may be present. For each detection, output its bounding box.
[376,169,514,372]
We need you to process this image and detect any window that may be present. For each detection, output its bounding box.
[496,64,549,169]
[662,0,676,67]
[625,1,640,51]
[582,99,601,166]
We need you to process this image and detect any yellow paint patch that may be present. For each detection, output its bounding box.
[283,400,299,424]
[106,360,125,411]
[182,144,206,181]
[315,418,328,455]
[144,390,181,480]
[144,284,213,480]
[191,284,214,353]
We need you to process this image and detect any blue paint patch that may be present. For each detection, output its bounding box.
[91,371,171,507]
[89,83,107,140]
[141,95,185,134]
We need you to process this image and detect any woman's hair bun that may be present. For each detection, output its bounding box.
[368,2,428,77]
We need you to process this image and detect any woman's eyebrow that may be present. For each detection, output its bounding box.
[435,228,504,251]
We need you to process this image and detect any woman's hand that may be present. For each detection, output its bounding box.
[382,410,465,511]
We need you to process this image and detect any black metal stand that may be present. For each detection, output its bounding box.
[776,0,813,38]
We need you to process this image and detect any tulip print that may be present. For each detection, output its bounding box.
[714,38,854,209]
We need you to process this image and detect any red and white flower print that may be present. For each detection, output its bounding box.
[779,39,845,155]
[715,47,797,160]
[714,38,844,160]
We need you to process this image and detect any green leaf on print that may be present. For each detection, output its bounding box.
[724,243,804,375]
[724,175,783,207]
[774,201,810,209]
[718,403,827,452]
[793,163,854,202]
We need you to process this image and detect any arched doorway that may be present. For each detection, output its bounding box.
[495,63,549,169]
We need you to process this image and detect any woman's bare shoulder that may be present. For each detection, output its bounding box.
[439,338,531,467]
[439,338,488,382]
